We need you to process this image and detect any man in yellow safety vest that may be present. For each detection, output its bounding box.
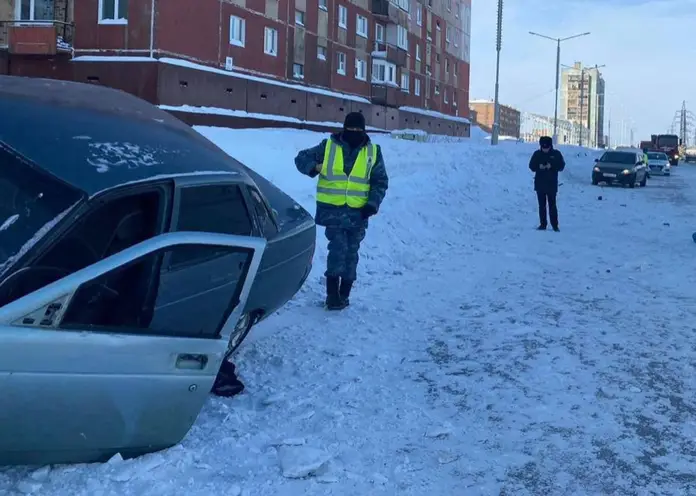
[295,112,389,310]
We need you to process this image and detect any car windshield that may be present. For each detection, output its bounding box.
[657,135,678,148]
[647,153,667,160]
[599,152,635,165]
[0,146,82,275]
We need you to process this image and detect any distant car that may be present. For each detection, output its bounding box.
[592,150,648,188]
[0,76,315,466]
[646,152,671,176]
[685,148,696,164]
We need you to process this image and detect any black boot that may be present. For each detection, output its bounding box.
[338,279,354,308]
[537,225,547,230]
[325,276,342,309]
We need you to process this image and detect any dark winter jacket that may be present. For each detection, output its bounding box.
[529,147,566,193]
[294,132,389,229]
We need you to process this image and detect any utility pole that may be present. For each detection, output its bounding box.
[491,0,503,145]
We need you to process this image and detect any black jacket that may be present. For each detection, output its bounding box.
[529,148,566,193]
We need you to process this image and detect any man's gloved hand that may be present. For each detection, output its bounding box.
[360,204,377,219]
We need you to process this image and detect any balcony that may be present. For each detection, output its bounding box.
[0,19,73,54]
[372,41,407,68]
[371,0,409,24]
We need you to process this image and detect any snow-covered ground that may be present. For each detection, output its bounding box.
[3,130,696,495]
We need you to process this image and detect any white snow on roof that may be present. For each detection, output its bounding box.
[160,58,370,104]
[398,106,470,124]
[72,56,156,62]
[72,55,370,103]
[159,104,386,132]
[469,99,493,104]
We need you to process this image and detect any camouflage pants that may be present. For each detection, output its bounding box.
[324,226,366,281]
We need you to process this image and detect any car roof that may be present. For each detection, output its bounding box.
[0,76,252,196]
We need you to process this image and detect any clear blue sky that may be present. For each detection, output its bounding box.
[469,0,696,142]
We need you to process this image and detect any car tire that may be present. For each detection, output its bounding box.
[225,312,254,358]
[592,178,598,185]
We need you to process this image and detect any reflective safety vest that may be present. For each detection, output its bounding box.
[317,139,377,208]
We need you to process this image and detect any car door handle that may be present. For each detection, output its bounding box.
[176,353,209,370]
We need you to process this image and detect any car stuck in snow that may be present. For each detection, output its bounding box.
[0,76,316,466]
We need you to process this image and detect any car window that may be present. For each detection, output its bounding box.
[170,185,252,268]
[247,186,278,237]
[0,146,82,277]
[599,152,635,164]
[60,244,254,338]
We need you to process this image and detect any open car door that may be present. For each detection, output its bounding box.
[0,231,265,466]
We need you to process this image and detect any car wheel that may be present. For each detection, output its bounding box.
[225,312,254,358]
[592,178,599,185]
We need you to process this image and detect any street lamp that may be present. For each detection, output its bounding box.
[529,31,590,145]
[491,0,503,145]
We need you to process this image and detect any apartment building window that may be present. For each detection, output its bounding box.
[355,58,367,80]
[425,64,431,76]
[319,0,327,10]
[400,73,409,93]
[229,16,245,47]
[264,27,278,56]
[444,58,449,75]
[375,24,385,43]
[295,10,305,26]
[397,25,408,50]
[337,52,346,75]
[317,45,327,60]
[416,4,422,26]
[372,60,396,85]
[444,90,448,103]
[434,83,440,95]
[447,0,451,11]
[293,63,304,79]
[99,0,128,22]
[356,14,368,38]
[394,0,409,12]
[436,20,440,31]
[416,44,421,61]
[453,90,457,106]
[414,78,421,96]
[338,5,347,28]
[446,26,451,43]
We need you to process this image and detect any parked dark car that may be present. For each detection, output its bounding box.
[592,149,648,188]
[0,76,315,466]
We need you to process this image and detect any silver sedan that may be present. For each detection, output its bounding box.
[646,152,672,176]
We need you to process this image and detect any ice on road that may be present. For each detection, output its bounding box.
[3,129,696,495]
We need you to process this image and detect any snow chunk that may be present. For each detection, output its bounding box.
[0,214,19,232]
[85,142,161,173]
[277,446,332,478]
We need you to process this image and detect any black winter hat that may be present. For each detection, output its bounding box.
[344,112,366,131]
[539,136,553,147]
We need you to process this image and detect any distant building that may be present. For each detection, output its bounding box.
[520,112,589,146]
[470,99,521,138]
[469,107,478,125]
[560,62,606,147]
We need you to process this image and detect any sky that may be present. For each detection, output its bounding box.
[469,0,696,144]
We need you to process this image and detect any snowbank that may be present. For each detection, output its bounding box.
[3,129,695,495]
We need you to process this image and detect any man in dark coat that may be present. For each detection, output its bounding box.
[295,112,388,310]
[529,135,565,231]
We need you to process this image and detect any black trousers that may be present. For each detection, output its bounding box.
[536,190,558,227]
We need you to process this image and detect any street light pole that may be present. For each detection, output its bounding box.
[529,30,590,145]
[491,0,503,145]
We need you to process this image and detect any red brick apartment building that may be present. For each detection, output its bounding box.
[0,0,471,135]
